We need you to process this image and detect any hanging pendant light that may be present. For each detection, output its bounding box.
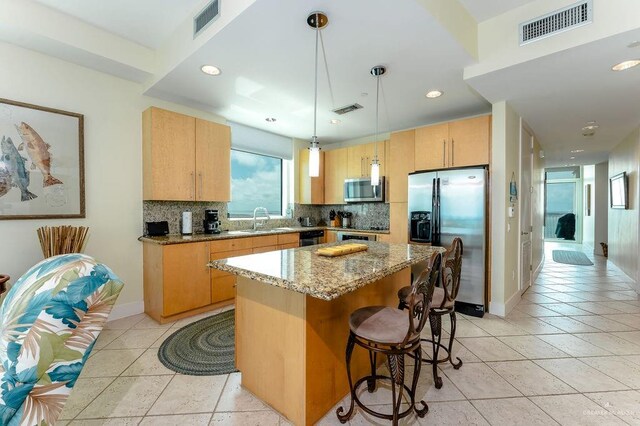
[307,12,328,177]
[370,65,386,186]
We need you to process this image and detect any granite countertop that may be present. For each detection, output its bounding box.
[208,241,444,301]
[139,226,390,245]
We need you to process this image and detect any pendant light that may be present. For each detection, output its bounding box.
[307,12,328,177]
[370,65,386,186]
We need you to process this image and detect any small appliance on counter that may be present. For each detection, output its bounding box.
[204,209,222,234]
[341,212,353,228]
[145,221,169,237]
[298,217,314,227]
[181,211,192,235]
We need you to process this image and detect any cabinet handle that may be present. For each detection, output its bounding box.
[191,172,195,200]
[451,139,455,167]
[442,140,446,167]
[199,173,203,200]
[361,157,364,177]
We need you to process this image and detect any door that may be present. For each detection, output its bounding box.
[163,242,211,316]
[437,168,487,307]
[448,116,491,168]
[520,125,533,291]
[347,144,366,178]
[196,119,231,201]
[414,123,448,171]
[544,167,582,242]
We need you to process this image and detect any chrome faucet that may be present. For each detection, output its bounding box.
[253,207,270,231]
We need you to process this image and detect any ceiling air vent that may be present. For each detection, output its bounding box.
[194,0,220,38]
[519,0,592,45]
[333,103,363,115]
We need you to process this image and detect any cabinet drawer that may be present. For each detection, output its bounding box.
[210,248,252,279]
[278,242,300,250]
[211,275,236,303]
[252,235,279,248]
[277,233,299,245]
[252,245,278,254]
[210,237,253,253]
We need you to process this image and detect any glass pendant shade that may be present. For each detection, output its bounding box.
[309,145,320,177]
[370,160,380,186]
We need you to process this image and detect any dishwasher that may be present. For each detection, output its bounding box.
[299,230,325,246]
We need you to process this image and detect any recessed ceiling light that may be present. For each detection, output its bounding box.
[329,119,341,124]
[582,124,599,131]
[570,149,585,153]
[611,60,640,71]
[628,41,640,48]
[425,90,443,99]
[361,92,368,97]
[570,156,576,159]
[201,65,221,75]
[265,117,276,123]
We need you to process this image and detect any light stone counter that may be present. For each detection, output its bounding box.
[209,241,443,301]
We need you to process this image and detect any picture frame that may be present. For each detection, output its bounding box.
[0,98,84,219]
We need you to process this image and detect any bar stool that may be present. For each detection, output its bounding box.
[398,238,463,388]
[336,252,442,425]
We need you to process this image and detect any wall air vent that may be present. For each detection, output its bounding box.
[194,0,220,38]
[332,103,363,115]
[519,0,592,45]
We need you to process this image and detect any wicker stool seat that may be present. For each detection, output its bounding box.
[337,252,442,425]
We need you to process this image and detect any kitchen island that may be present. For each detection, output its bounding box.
[209,241,443,425]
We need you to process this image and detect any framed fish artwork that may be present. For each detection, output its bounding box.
[0,98,84,219]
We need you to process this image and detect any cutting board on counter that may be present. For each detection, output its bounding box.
[316,243,368,257]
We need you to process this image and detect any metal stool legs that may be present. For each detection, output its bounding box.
[423,310,463,388]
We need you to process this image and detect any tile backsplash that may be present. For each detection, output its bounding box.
[143,201,390,235]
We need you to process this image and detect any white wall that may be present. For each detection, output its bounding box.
[594,161,609,256]
[0,42,225,316]
[582,165,595,250]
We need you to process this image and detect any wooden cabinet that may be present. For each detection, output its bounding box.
[389,202,409,244]
[277,233,299,246]
[414,116,491,171]
[278,242,300,250]
[325,231,338,243]
[210,248,252,304]
[143,107,231,201]
[388,130,416,203]
[298,148,324,204]
[324,148,348,205]
[347,141,386,178]
[377,233,391,242]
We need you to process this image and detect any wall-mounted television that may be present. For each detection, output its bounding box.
[610,172,628,209]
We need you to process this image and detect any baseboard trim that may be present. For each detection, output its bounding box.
[489,301,505,317]
[505,287,523,316]
[533,252,545,281]
[489,287,523,318]
[108,301,144,322]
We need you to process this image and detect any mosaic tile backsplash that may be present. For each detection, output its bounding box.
[143,201,390,234]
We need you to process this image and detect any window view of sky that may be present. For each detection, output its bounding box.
[228,150,282,217]
[546,182,575,214]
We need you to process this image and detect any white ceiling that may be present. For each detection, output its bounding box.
[145,0,490,144]
[457,0,538,22]
[466,28,640,167]
[33,0,204,48]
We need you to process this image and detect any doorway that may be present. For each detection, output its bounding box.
[519,123,533,292]
[544,167,582,243]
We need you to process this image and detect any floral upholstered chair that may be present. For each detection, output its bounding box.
[0,254,124,426]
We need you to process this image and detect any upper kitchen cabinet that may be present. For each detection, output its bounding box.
[414,115,491,171]
[324,148,348,205]
[388,130,415,203]
[143,107,231,201]
[298,148,324,204]
[346,141,386,178]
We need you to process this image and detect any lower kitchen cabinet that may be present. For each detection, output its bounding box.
[210,248,252,304]
[278,242,300,249]
[325,231,338,243]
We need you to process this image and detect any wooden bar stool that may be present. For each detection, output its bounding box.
[398,237,464,388]
[336,252,442,425]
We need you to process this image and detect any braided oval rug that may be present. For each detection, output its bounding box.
[158,309,237,376]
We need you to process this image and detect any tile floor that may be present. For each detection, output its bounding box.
[60,242,640,425]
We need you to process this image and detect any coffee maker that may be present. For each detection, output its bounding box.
[204,209,221,234]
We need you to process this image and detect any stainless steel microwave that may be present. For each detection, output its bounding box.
[344,177,385,203]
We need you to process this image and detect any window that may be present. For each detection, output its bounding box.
[228,150,283,218]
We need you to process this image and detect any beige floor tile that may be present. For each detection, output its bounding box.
[216,372,268,412]
[148,374,227,415]
[530,394,627,426]
[603,314,640,328]
[121,349,175,376]
[450,320,490,337]
[104,329,169,350]
[94,329,127,350]
[139,414,212,425]
[537,334,612,357]
[534,358,628,392]
[60,377,115,419]
[419,340,482,364]
[78,376,171,418]
[522,293,563,304]
[347,405,416,426]
[570,303,624,315]
[513,304,561,317]
[471,397,559,425]
[131,316,175,330]
[568,315,635,332]
[488,360,576,396]
[504,316,565,334]
[458,337,525,361]
[441,362,522,399]
[575,332,640,355]
[579,356,640,389]
[545,292,591,303]
[209,411,281,425]
[601,302,640,314]
[105,314,146,330]
[540,316,601,333]
[543,303,593,316]
[498,335,571,359]
[584,390,640,425]
[469,318,528,336]
[416,401,488,425]
[613,330,640,344]
[150,329,176,349]
[67,418,142,425]
[80,349,145,378]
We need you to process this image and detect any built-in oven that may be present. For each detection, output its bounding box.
[299,230,325,246]
[344,177,385,203]
[336,232,377,242]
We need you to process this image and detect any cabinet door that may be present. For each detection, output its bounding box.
[278,242,300,250]
[210,247,252,303]
[324,148,348,204]
[144,107,196,201]
[415,123,449,171]
[388,130,416,203]
[162,242,211,316]
[375,141,387,177]
[195,119,231,201]
[325,231,338,243]
[298,149,324,204]
[389,202,409,244]
[448,115,491,167]
[347,144,366,178]
[252,245,278,254]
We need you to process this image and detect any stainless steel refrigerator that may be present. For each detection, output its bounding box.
[408,167,487,317]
